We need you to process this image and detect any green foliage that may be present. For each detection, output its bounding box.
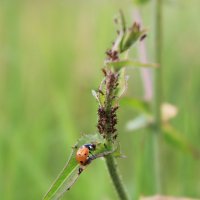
[126,115,152,131]
[120,97,150,114]
[113,11,146,53]
[43,134,119,200]
[106,59,158,70]
[45,10,148,197]
[120,23,146,53]
[1,1,200,199]
[163,124,200,158]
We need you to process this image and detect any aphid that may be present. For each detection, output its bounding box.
[140,34,147,41]
[102,68,107,76]
[76,144,96,166]
[98,89,104,95]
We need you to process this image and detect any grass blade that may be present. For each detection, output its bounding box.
[163,124,200,158]
[106,59,158,70]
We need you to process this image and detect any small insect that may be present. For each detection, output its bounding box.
[76,144,96,166]
[140,34,147,41]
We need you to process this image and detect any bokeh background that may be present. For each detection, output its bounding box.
[0,0,200,199]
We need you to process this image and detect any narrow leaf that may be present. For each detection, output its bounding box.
[119,10,126,33]
[106,59,158,70]
[121,97,150,114]
[126,115,152,131]
[43,147,79,200]
[119,22,146,53]
[163,124,200,158]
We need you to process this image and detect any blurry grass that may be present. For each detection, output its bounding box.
[0,0,200,200]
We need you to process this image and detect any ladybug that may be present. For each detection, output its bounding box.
[76,144,96,166]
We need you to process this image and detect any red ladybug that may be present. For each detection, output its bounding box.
[76,144,96,166]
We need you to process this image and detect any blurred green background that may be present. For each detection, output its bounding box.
[0,0,200,199]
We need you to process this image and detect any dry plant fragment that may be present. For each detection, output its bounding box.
[140,195,198,200]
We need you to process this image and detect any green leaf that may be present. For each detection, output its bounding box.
[126,115,152,131]
[119,10,126,33]
[43,147,79,200]
[111,10,126,52]
[120,97,150,114]
[43,134,119,200]
[163,124,200,158]
[120,22,146,53]
[106,59,158,70]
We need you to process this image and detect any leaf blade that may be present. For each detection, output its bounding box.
[43,134,119,200]
[120,97,150,114]
[43,148,78,200]
[106,59,158,70]
[163,124,200,158]
[126,115,152,131]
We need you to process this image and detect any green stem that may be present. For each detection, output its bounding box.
[105,154,129,200]
[152,0,163,193]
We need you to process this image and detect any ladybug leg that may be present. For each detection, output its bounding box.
[89,151,96,160]
[72,144,78,149]
[78,167,84,175]
[86,155,96,165]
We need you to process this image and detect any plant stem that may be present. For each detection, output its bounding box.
[133,8,153,102]
[105,154,129,200]
[152,0,163,193]
[103,69,129,200]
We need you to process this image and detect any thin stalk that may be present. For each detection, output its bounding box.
[152,0,163,193]
[104,71,129,200]
[105,154,129,200]
[133,8,153,101]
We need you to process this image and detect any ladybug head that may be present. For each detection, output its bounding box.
[84,143,96,151]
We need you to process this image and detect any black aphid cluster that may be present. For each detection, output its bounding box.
[97,51,120,141]
[106,49,119,62]
[97,105,119,140]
